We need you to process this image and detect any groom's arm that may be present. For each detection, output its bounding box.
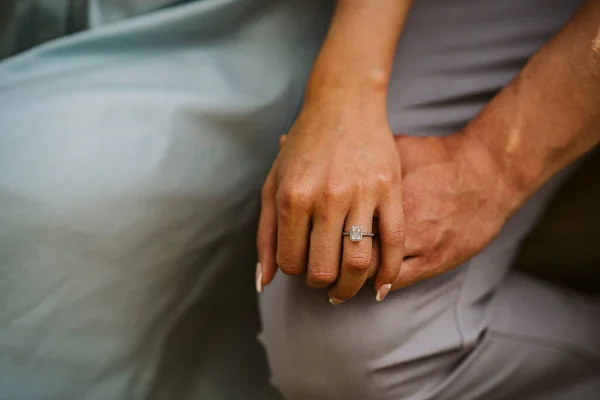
[467,0,600,212]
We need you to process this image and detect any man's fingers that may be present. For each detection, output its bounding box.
[328,204,374,304]
[374,196,404,301]
[257,178,278,293]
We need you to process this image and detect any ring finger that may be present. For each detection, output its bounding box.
[328,202,375,304]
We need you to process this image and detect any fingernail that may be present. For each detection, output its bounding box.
[256,262,263,294]
[376,284,392,302]
[329,297,343,306]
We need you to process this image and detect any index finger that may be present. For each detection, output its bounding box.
[256,176,278,293]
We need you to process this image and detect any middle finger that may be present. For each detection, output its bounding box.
[306,203,348,289]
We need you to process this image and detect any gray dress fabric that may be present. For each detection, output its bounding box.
[258,0,600,399]
[0,1,331,399]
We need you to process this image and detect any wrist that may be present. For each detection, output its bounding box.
[304,70,388,114]
[457,128,530,219]
[303,44,391,109]
[306,59,389,95]
[302,70,389,127]
[460,135,536,220]
[461,83,551,215]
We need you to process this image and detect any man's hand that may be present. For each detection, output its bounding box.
[385,133,514,289]
[365,0,600,289]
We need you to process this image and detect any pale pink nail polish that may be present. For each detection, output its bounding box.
[256,262,263,294]
[376,284,392,302]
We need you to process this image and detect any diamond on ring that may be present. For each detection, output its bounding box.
[349,225,363,242]
[342,225,376,242]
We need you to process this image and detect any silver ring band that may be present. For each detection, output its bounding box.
[342,225,376,242]
[342,232,376,237]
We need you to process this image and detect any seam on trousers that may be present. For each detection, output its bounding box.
[452,260,474,348]
[424,330,599,400]
[487,330,600,363]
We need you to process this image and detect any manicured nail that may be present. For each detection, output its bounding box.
[255,262,263,294]
[329,297,343,306]
[376,284,392,302]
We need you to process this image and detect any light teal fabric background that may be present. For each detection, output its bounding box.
[0,1,331,398]
[0,1,213,60]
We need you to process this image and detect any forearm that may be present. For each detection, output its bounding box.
[304,0,413,113]
[467,0,600,209]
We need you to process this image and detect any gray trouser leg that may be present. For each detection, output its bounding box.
[431,273,600,400]
[258,0,600,398]
[259,243,600,400]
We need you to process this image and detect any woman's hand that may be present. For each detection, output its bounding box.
[257,102,404,304]
[255,0,413,303]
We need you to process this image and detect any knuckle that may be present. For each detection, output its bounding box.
[422,232,439,251]
[377,169,400,187]
[429,252,448,270]
[277,184,311,211]
[344,253,371,273]
[353,179,368,195]
[276,250,305,276]
[321,183,347,205]
[277,259,304,276]
[308,270,338,287]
